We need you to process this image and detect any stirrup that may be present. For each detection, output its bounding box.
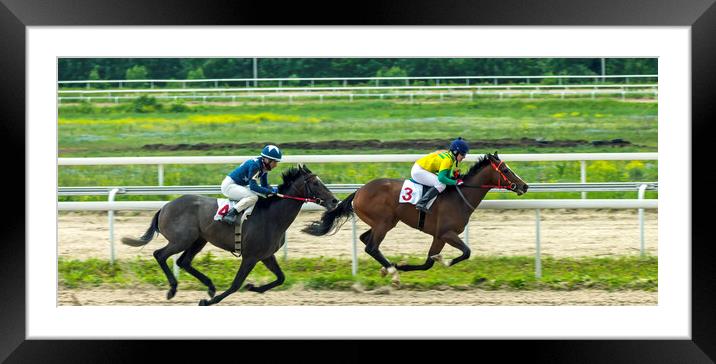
[222,208,240,224]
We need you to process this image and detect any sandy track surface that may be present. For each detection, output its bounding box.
[59,286,657,306]
[58,209,658,261]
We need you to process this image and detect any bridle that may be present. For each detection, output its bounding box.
[455,158,518,210]
[278,173,325,206]
[480,160,518,191]
[459,159,518,192]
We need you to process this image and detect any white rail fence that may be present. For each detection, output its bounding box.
[59,152,658,199]
[58,74,659,89]
[58,88,658,104]
[57,83,658,104]
[59,197,657,279]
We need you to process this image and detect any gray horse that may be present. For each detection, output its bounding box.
[121,165,338,306]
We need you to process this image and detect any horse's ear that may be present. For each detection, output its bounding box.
[494,151,499,159]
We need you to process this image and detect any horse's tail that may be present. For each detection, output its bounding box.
[302,192,355,236]
[121,210,161,247]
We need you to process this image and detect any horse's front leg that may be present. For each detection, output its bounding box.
[396,237,446,272]
[199,258,257,306]
[433,231,471,267]
[244,255,285,294]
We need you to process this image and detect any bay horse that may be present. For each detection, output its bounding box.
[121,165,338,306]
[302,152,528,285]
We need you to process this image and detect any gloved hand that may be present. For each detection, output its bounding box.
[456,179,464,186]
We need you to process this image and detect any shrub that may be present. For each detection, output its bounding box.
[127,95,163,113]
[125,65,148,80]
[167,102,190,113]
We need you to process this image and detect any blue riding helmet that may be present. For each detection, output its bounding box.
[261,144,282,161]
[449,137,469,156]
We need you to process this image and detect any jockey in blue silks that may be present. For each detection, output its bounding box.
[220,144,283,224]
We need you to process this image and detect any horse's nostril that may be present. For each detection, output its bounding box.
[332,199,338,204]
[524,185,529,192]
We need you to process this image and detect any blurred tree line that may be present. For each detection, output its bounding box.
[59,58,656,81]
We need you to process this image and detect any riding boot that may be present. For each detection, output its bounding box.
[222,207,240,224]
[415,187,439,213]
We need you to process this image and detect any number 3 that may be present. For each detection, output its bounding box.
[402,187,413,201]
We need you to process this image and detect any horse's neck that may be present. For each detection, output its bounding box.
[461,168,493,206]
[266,198,303,230]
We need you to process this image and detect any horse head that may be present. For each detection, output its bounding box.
[290,164,339,210]
[463,152,529,195]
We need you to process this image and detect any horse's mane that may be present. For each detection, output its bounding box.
[254,165,312,208]
[463,153,495,178]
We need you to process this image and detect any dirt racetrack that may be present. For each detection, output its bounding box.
[59,209,658,260]
[59,286,657,306]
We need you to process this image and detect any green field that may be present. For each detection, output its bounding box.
[58,98,658,201]
[59,255,657,292]
[59,98,657,154]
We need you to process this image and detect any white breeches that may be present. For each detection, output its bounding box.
[221,176,259,213]
[410,164,446,192]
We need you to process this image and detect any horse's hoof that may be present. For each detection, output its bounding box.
[198,299,210,306]
[167,288,177,300]
[391,280,401,288]
[380,267,388,277]
[208,287,216,298]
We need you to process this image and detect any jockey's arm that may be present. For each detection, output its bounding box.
[247,164,273,195]
[436,156,458,186]
[260,173,269,188]
[437,169,458,185]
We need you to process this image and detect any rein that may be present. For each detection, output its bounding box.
[278,173,323,205]
[454,186,476,211]
[278,193,319,204]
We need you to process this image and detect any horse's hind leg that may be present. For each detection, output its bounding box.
[396,237,446,272]
[363,227,393,268]
[362,226,403,286]
[199,257,258,306]
[153,240,192,300]
[358,229,372,245]
[176,238,216,298]
[244,255,285,294]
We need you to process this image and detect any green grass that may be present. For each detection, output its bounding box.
[58,98,658,196]
[59,255,658,292]
[58,99,657,155]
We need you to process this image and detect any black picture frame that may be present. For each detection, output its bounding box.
[3,0,715,362]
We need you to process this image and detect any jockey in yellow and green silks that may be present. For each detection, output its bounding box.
[411,137,469,213]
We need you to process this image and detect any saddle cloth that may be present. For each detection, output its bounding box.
[214,198,239,221]
[399,179,437,209]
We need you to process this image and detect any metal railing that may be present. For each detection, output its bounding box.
[59,182,658,277]
[58,74,659,90]
[58,182,658,196]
